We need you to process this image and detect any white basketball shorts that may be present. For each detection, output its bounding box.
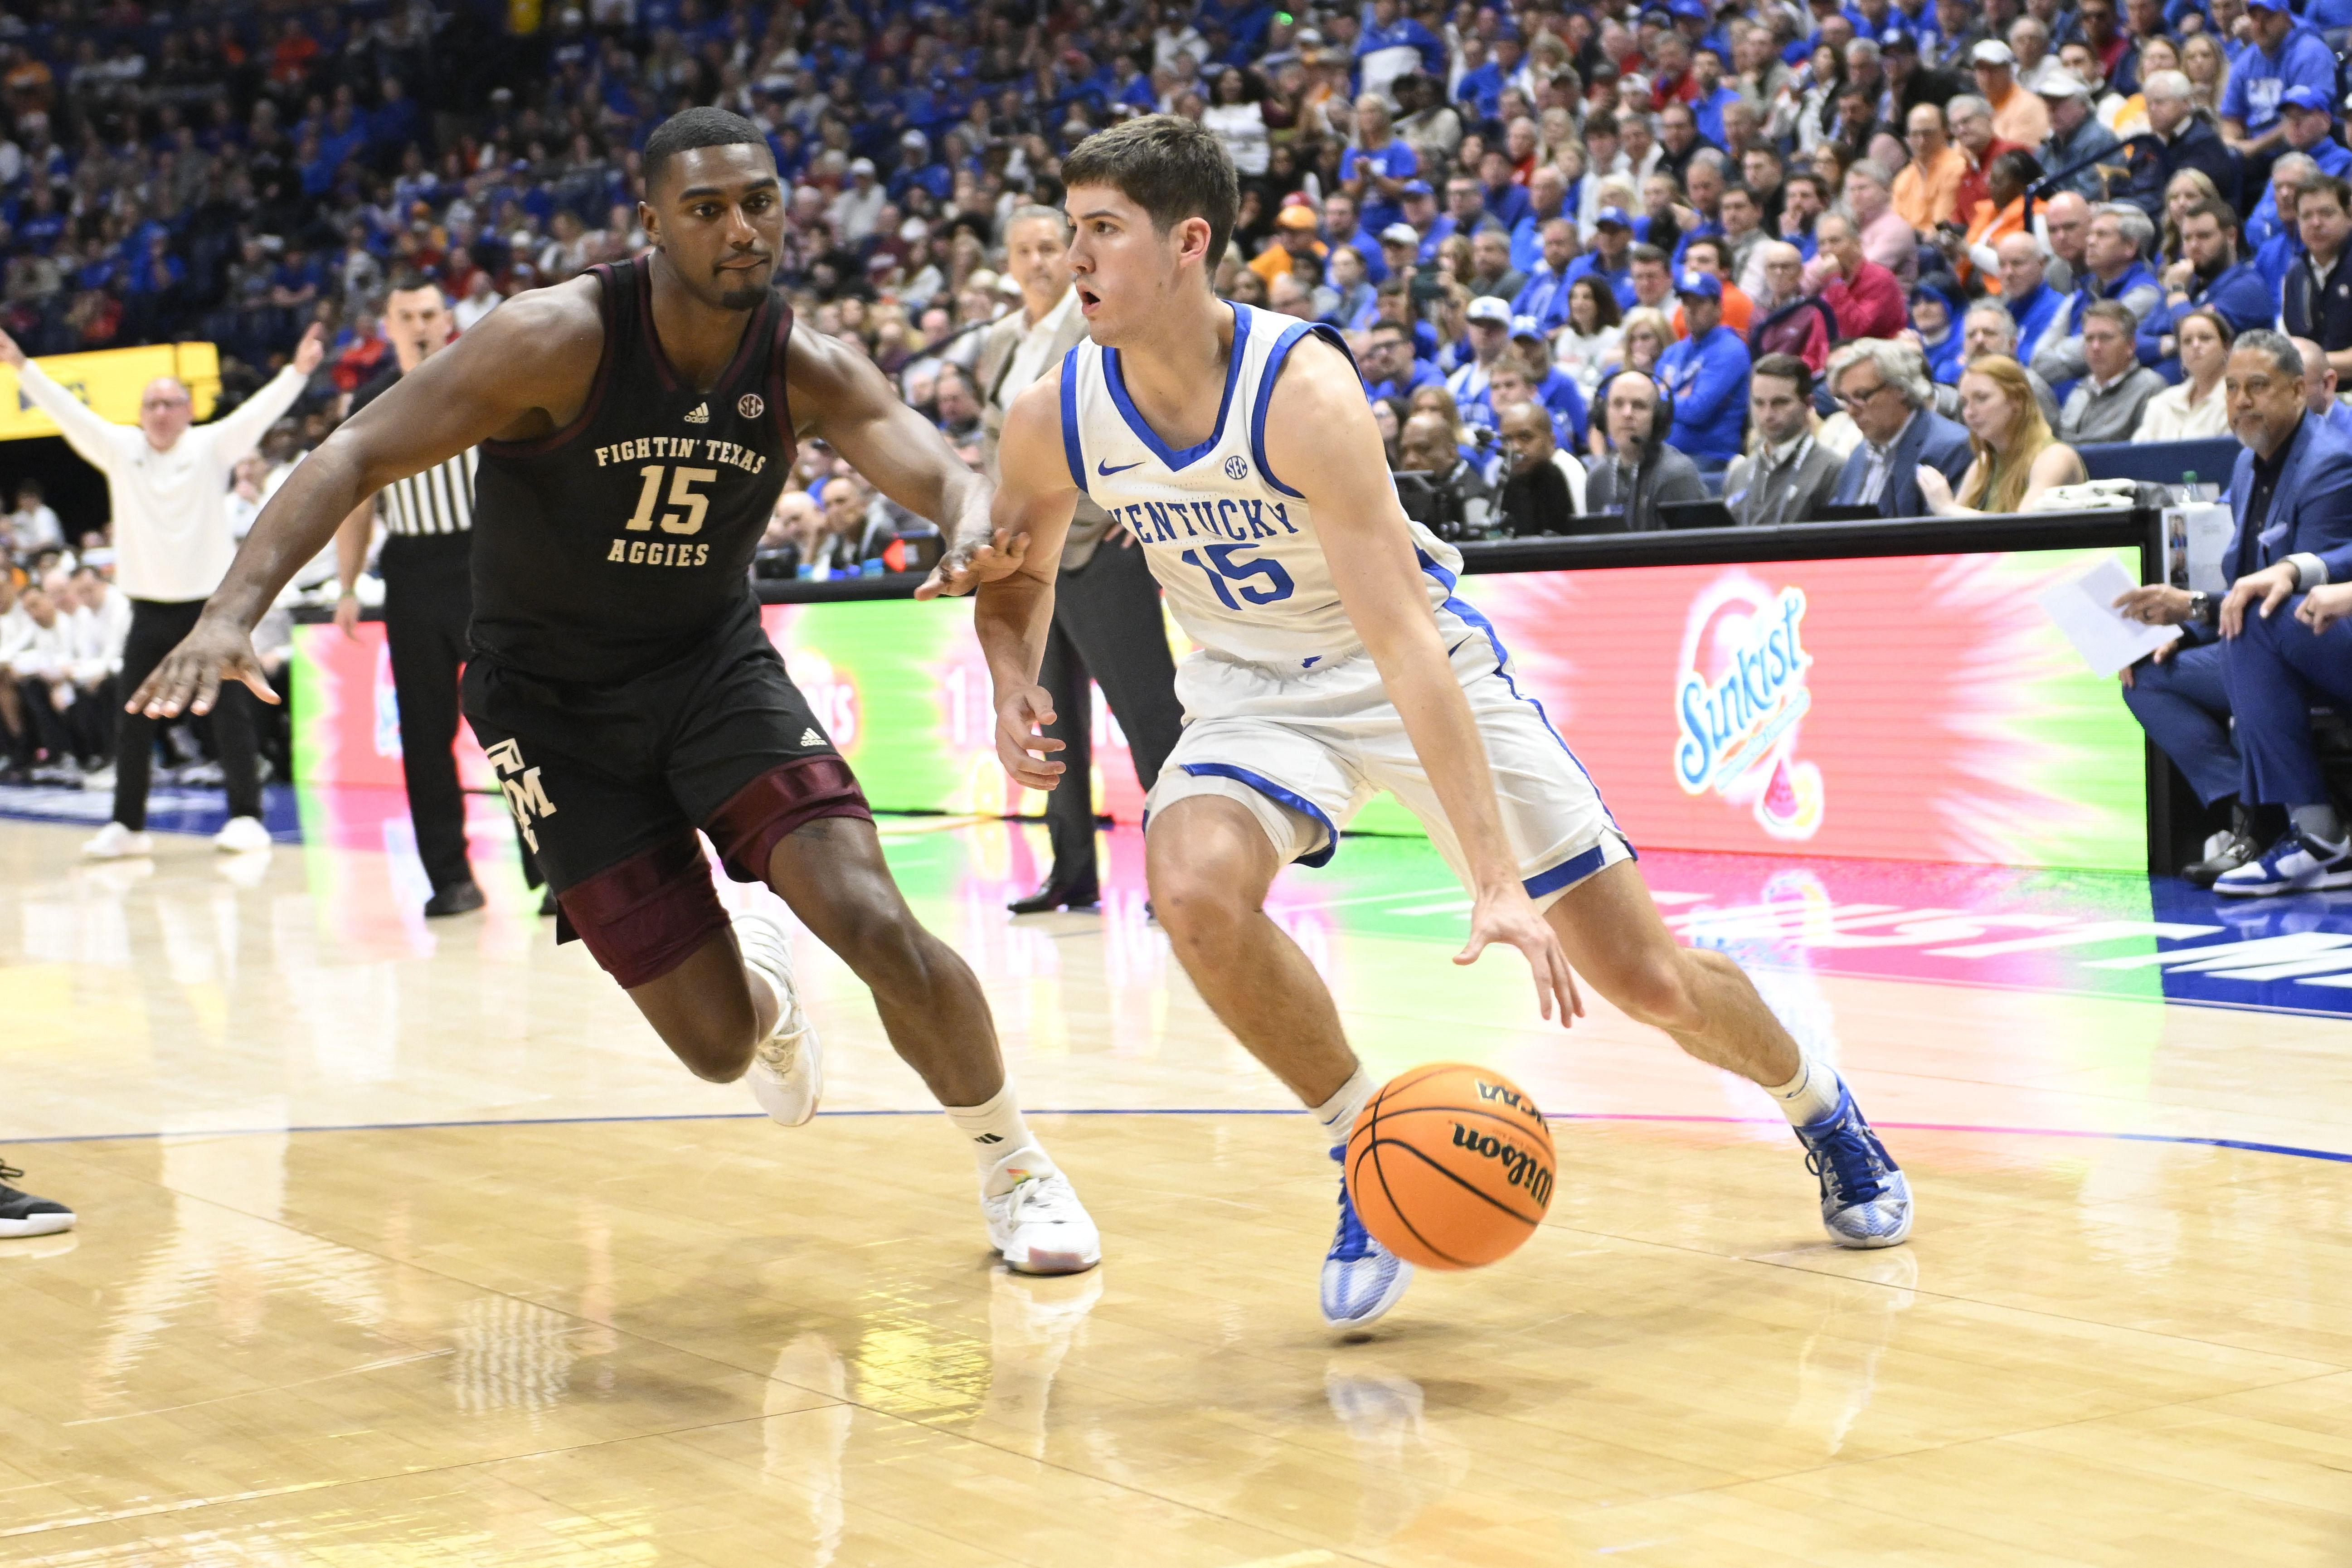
[1142,634,1633,910]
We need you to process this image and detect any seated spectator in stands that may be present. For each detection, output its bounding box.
[1920,355,2089,515]
[1624,243,1677,320]
[1945,150,2039,292]
[2036,71,2119,199]
[1370,274,1441,361]
[2135,308,2236,441]
[1361,317,1443,405]
[2250,155,2319,294]
[1828,339,1975,515]
[2033,204,2164,386]
[1724,354,1845,526]
[1508,320,1593,449]
[1721,182,1771,294]
[1809,213,1906,340]
[807,475,894,573]
[1322,246,1377,330]
[1655,271,1751,485]
[1447,296,1516,420]
[1398,408,1501,541]
[1555,277,1623,394]
[1465,230,1525,304]
[2113,334,2352,891]
[1776,171,1829,260]
[1495,397,1591,535]
[933,365,983,462]
[1511,218,1579,334]
[1249,202,1327,286]
[2290,336,2352,441]
[1590,306,1676,451]
[5,480,60,558]
[1844,160,1918,284]
[2058,301,2168,443]
[1912,284,1965,384]
[1973,41,2051,149]
[1894,105,1968,233]
[1748,241,1835,375]
[2284,177,2352,378]
[1585,369,1710,531]
[2119,72,2241,223]
[1566,207,1638,307]
[2139,199,2274,377]
[1991,233,2072,372]
[1671,238,1754,335]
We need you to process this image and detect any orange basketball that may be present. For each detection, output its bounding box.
[1344,1063,1556,1270]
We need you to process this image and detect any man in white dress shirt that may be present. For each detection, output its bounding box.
[0,322,322,856]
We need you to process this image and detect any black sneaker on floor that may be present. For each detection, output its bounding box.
[0,1160,75,1238]
[2185,804,2263,889]
[422,879,486,918]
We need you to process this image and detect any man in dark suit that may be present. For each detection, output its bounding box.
[978,205,1184,912]
[2114,332,2352,887]
[1826,340,1973,518]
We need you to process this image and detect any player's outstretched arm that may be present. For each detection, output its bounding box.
[969,372,1083,791]
[1263,339,1583,1025]
[785,323,995,571]
[126,286,606,719]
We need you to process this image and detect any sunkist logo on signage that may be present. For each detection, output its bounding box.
[1672,575,1824,839]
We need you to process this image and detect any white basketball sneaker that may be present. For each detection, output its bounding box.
[982,1150,1101,1275]
[213,816,272,853]
[83,821,153,859]
[1322,1146,1414,1327]
[735,911,823,1126]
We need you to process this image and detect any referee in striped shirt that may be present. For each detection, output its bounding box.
[334,271,489,917]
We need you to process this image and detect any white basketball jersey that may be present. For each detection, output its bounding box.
[1059,302,1466,669]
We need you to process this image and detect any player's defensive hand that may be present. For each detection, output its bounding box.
[126,615,279,718]
[1457,884,1584,1027]
[292,323,327,377]
[2298,582,2352,635]
[914,525,1030,598]
[994,682,1065,791]
[2220,561,2297,637]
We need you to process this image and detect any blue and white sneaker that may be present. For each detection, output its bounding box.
[2213,829,2352,898]
[1794,1083,1914,1249]
[1322,1147,1414,1327]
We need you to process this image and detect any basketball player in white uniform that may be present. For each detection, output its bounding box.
[940,117,1911,1328]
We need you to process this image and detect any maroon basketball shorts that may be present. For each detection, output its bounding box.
[462,619,870,988]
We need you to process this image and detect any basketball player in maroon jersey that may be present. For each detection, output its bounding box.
[128,107,1098,1274]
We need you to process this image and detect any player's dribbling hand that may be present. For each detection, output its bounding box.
[1458,884,1584,1027]
[126,616,280,718]
[995,683,1065,790]
[914,525,1030,598]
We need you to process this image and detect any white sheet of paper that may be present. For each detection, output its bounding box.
[2180,504,2235,596]
[2038,556,2183,677]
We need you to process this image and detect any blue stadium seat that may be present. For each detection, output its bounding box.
[2075,439,2242,488]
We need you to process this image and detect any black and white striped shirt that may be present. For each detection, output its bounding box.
[353,368,475,537]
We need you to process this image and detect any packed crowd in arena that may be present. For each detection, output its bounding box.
[1,0,2350,789]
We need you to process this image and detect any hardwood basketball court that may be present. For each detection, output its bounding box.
[3,801,2347,1565]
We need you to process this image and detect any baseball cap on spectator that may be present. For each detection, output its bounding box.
[1879,28,1917,53]
[1673,270,1722,299]
[2281,85,2332,113]
[2035,69,2091,99]
[1640,8,1672,27]
[1509,315,1548,342]
[1275,204,1320,230]
[1400,179,1434,198]
[2245,0,2289,12]
[1380,222,1421,246]
[1594,206,1633,230]
[1668,0,1711,19]
[900,129,928,150]
[1495,20,1523,40]
[849,157,877,176]
[1971,40,2016,66]
[1293,27,1323,44]
[1466,296,1511,325]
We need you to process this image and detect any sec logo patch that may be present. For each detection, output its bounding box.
[738,393,765,418]
[1225,455,1249,480]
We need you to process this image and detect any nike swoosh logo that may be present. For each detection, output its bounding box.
[1097,459,1144,476]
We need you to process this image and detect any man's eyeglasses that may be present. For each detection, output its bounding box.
[1837,381,1890,408]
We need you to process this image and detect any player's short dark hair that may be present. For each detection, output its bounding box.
[1752,352,1814,399]
[1063,113,1239,270]
[642,107,773,196]
[384,268,439,297]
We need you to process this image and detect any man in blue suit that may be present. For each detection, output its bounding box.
[1826,340,1973,517]
[2115,333,2352,889]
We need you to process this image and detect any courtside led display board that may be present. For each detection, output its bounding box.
[292,545,2149,872]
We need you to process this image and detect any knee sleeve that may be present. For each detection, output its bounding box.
[704,756,874,884]
[554,832,730,989]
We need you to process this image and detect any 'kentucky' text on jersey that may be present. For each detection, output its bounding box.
[1058,302,1466,670]
[469,253,796,684]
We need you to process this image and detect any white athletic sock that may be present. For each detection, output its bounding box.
[1311,1065,1379,1149]
[944,1082,1055,1197]
[1764,1053,1844,1128]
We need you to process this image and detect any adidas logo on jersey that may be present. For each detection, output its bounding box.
[683,401,709,424]
[799,728,822,747]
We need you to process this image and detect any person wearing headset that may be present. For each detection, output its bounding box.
[1584,369,1710,530]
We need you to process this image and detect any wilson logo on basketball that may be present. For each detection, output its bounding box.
[1449,1122,1555,1207]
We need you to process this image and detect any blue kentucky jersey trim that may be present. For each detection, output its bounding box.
[1058,345,1087,495]
[1102,301,1251,471]
[1177,761,1340,868]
